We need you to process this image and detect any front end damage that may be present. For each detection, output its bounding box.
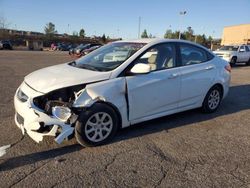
[14,78,129,144]
[14,82,80,143]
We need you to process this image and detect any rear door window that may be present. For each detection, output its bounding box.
[179,44,209,66]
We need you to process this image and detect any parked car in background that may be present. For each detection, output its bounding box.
[14,39,231,147]
[78,45,102,57]
[67,44,77,51]
[213,45,250,66]
[69,43,86,56]
[70,43,102,57]
[0,40,13,50]
[57,43,70,51]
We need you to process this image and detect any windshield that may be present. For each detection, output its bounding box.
[70,42,146,71]
[219,46,239,51]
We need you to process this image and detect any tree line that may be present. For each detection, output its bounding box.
[141,27,216,47]
[44,22,108,43]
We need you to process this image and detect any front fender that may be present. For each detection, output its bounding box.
[73,78,130,128]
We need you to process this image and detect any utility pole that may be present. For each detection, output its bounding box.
[67,24,70,35]
[138,16,141,39]
[178,11,187,39]
[211,30,215,50]
[117,28,120,39]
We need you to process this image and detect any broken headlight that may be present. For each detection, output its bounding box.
[52,106,72,122]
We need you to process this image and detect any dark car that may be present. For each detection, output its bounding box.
[67,44,78,55]
[56,43,74,51]
[0,40,13,50]
[69,43,102,56]
[79,45,102,57]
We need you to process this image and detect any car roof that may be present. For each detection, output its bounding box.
[113,38,210,51]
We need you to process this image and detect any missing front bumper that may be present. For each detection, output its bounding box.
[14,112,74,144]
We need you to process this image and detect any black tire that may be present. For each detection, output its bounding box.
[246,58,250,66]
[75,103,119,147]
[230,57,237,66]
[202,85,222,113]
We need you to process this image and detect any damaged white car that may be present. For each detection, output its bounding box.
[14,39,231,146]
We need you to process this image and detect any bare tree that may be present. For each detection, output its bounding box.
[0,16,10,38]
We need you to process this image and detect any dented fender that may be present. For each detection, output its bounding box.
[73,77,130,128]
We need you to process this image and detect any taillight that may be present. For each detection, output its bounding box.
[225,64,231,73]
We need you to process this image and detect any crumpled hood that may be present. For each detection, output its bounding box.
[24,63,111,93]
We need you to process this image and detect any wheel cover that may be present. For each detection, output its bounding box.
[208,90,220,110]
[85,112,113,142]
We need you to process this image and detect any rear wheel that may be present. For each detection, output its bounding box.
[75,103,119,147]
[202,86,222,113]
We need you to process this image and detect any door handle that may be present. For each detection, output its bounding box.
[205,66,214,70]
[168,73,179,79]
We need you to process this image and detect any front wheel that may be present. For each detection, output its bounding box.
[246,58,250,66]
[75,103,119,147]
[202,86,222,113]
[230,57,237,66]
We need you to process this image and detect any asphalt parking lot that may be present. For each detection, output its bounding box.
[0,50,250,188]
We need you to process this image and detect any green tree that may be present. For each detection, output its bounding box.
[79,28,85,37]
[208,36,213,42]
[141,29,148,38]
[72,31,78,36]
[185,26,194,41]
[44,22,57,35]
[164,29,180,39]
[164,29,173,39]
[102,34,106,43]
[195,34,206,45]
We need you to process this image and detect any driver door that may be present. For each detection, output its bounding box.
[125,43,181,122]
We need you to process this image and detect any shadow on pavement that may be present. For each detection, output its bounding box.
[0,144,81,171]
[114,84,250,142]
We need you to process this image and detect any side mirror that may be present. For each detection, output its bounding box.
[130,63,151,74]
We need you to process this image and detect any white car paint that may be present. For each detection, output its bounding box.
[25,63,111,93]
[126,67,181,121]
[14,38,231,144]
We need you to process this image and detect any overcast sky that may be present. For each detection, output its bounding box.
[0,0,250,39]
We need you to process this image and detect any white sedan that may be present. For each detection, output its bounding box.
[14,39,231,146]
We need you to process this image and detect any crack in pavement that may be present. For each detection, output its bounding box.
[229,164,249,187]
[143,141,174,187]
[154,165,167,188]
[87,148,138,187]
[9,160,52,187]
[51,175,75,188]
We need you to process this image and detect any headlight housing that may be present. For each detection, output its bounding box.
[52,106,72,122]
[17,89,28,102]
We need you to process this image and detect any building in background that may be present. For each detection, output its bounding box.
[221,24,250,45]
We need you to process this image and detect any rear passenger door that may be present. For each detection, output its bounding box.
[238,46,246,62]
[178,43,216,108]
